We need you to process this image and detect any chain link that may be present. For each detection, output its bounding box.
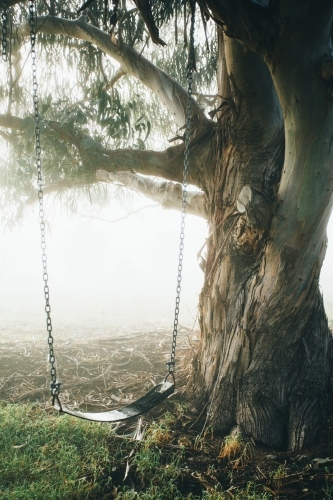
[1,0,8,62]
[29,0,61,404]
[167,0,196,376]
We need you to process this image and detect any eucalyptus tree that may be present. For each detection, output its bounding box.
[1,0,333,451]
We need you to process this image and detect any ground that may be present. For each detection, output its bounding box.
[1,324,333,499]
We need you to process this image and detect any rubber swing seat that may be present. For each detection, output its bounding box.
[54,379,175,422]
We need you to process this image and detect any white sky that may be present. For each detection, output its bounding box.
[1,196,333,340]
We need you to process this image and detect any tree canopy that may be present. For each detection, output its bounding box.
[0,0,217,226]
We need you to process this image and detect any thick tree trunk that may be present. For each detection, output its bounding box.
[188,27,333,451]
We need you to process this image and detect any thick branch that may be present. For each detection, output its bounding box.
[17,14,210,131]
[252,2,333,324]
[202,0,274,52]
[223,35,282,146]
[26,171,208,219]
[104,67,127,91]
[0,113,203,186]
[96,169,208,219]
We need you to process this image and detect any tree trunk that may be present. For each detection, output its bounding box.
[188,28,333,451]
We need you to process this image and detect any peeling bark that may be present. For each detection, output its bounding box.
[96,169,208,219]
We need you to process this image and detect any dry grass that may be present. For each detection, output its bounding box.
[218,432,253,469]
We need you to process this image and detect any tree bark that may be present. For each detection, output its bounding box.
[188,5,333,450]
[96,170,208,218]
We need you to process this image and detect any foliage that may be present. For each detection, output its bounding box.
[0,0,217,224]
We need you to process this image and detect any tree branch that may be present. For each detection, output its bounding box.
[0,113,205,186]
[25,170,208,219]
[104,67,127,91]
[17,13,211,132]
[77,204,160,224]
[0,113,87,152]
[223,35,282,146]
[201,0,274,53]
[26,179,88,205]
[95,169,208,219]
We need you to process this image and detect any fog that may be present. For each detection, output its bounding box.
[0,195,207,337]
[1,195,333,340]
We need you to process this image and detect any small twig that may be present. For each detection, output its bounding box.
[132,350,152,366]
[256,466,268,479]
[0,372,17,392]
[188,402,209,430]
[77,204,159,224]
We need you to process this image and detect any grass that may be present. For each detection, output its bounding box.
[218,432,253,469]
[0,403,115,499]
[0,402,277,499]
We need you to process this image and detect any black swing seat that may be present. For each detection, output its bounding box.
[54,379,175,422]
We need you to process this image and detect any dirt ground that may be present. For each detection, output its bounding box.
[1,325,333,499]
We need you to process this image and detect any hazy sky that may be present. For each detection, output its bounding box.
[1,194,333,339]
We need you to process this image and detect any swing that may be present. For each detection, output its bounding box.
[21,0,196,422]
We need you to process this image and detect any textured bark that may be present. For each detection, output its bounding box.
[187,5,333,451]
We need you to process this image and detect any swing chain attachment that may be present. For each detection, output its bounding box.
[167,0,196,376]
[1,0,8,62]
[29,0,62,406]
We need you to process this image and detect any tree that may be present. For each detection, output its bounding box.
[1,0,333,451]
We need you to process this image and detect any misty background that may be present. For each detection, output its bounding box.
[1,194,333,339]
[0,193,207,338]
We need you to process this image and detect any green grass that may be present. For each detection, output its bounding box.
[0,403,274,500]
[0,403,115,499]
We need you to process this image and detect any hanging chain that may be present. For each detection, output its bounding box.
[1,0,8,62]
[29,0,62,407]
[167,0,196,378]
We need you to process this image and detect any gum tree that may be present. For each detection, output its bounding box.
[1,0,333,450]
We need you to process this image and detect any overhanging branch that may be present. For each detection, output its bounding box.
[0,113,204,186]
[96,169,208,219]
[17,13,210,131]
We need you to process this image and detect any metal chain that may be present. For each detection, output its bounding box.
[1,0,8,62]
[167,0,196,377]
[29,0,61,406]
